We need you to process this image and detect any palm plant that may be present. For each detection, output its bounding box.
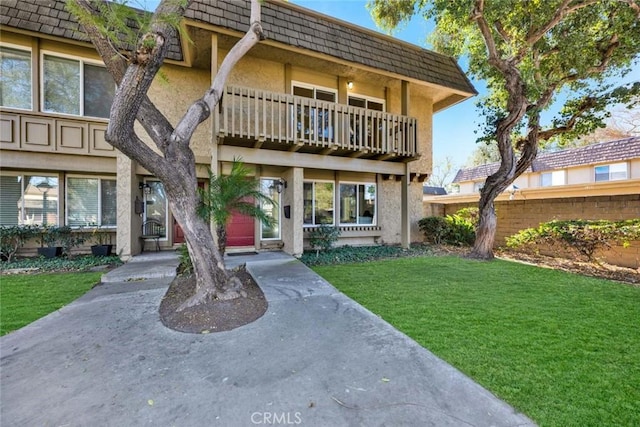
[198,159,277,254]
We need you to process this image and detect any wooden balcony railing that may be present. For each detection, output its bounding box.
[215,85,418,160]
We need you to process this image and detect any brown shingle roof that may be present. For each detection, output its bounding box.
[1,0,476,95]
[453,137,640,183]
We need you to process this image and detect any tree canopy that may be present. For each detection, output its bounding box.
[370,0,640,258]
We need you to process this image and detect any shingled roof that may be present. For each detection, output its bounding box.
[1,0,475,95]
[453,137,640,183]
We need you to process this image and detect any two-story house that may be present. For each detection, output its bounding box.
[0,0,476,259]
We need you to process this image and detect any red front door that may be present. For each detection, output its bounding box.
[226,210,255,248]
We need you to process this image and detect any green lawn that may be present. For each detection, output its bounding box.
[1,272,101,336]
[313,256,640,427]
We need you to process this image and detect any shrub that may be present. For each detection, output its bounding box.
[0,225,38,262]
[506,219,640,261]
[307,225,341,255]
[299,244,434,266]
[177,243,193,276]
[419,209,476,246]
[56,226,86,257]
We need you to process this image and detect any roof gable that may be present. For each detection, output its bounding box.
[1,0,475,95]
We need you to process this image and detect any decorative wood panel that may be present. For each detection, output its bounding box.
[89,124,114,155]
[21,116,53,151]
[57,121,88,153]
[0,113,19,149]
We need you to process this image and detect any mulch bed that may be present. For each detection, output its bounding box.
[159,266,268,334]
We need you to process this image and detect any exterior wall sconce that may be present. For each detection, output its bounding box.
[273,178,287,194]
[347,81,354,90]
[507,184,519,200]
[139,182,151,195]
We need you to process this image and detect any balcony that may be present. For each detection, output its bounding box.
[215,86,418,161]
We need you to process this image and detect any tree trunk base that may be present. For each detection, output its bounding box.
[465,249,495,261]
[176,274,246,311]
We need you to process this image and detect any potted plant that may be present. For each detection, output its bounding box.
[37,225,62,258]
[90,227,113,256]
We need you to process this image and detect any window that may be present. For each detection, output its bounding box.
[0,45,31,110]
[292,83,337,139]
[473,181,485,192]
[540,170,565,187]
[339,183,376,225]
[66,177,116,227]
[348,95,385,112]
[42,53,115,118]
[0,174,59,226]
[303,181,334,226]
[144,181,168,237]
[595,163,627,182]
[260,178,281,240]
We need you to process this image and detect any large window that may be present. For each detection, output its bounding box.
[293,83,336,139]
[595,163,627,182]
[0,45,32,110]
[303,181,334,226]
[260,178,281,240]
[339,183,376,225]
[42,53,115,118]
[540,170,565,187]
[66,177,116,227]
[0,174,59,226]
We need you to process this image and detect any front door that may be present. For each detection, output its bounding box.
[226,209,255,248]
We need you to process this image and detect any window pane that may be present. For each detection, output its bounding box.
[368,101,384,111]
[145,181,167,231]
[0,47,31,109]
[340,184,356,224]
[84,64,114,118]
[315,182,334,225]
[316,90,335,102]
[0,175,22,225]
[23,176,58,226]
[360,184,376,223]
[303,182,313,224]
[594,165,609,182]
[541,173,552,187]
[293,86,314,99]
[348,97,366,108]
[609,163,627,180]
[67,178,99,227]
[101,179,117,226]
[43,55,80,115]
[260,179,280,239]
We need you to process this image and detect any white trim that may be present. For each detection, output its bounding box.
[338,181,377,226]
[65,175,117,228]
[291,80,338,100]
[0,43,33,111]
[259,177,282,241]
[303,179,335,227]
[143,179,169,242]
[348,93,386,111]
[40,50,112,119]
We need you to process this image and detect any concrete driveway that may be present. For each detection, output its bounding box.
[0,252,535,426]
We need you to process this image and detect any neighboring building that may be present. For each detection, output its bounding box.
[0,0,476,259]
[450,137,640,198]
[424,137,640,267]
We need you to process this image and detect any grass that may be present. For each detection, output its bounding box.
[313,256,640,427]
[1,272,101,336]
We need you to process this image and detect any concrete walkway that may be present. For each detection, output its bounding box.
[1,251,535,426]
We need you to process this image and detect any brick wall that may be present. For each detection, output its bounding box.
[429,194,640,268]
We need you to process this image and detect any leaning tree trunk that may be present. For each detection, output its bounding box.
[216,224,227,255]
[167,184,244,311]
[470,191,499,259]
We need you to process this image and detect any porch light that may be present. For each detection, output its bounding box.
[273,178,287,194]
[347,81,354,90]
[507,184,519,200]
[139,182,151,195]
